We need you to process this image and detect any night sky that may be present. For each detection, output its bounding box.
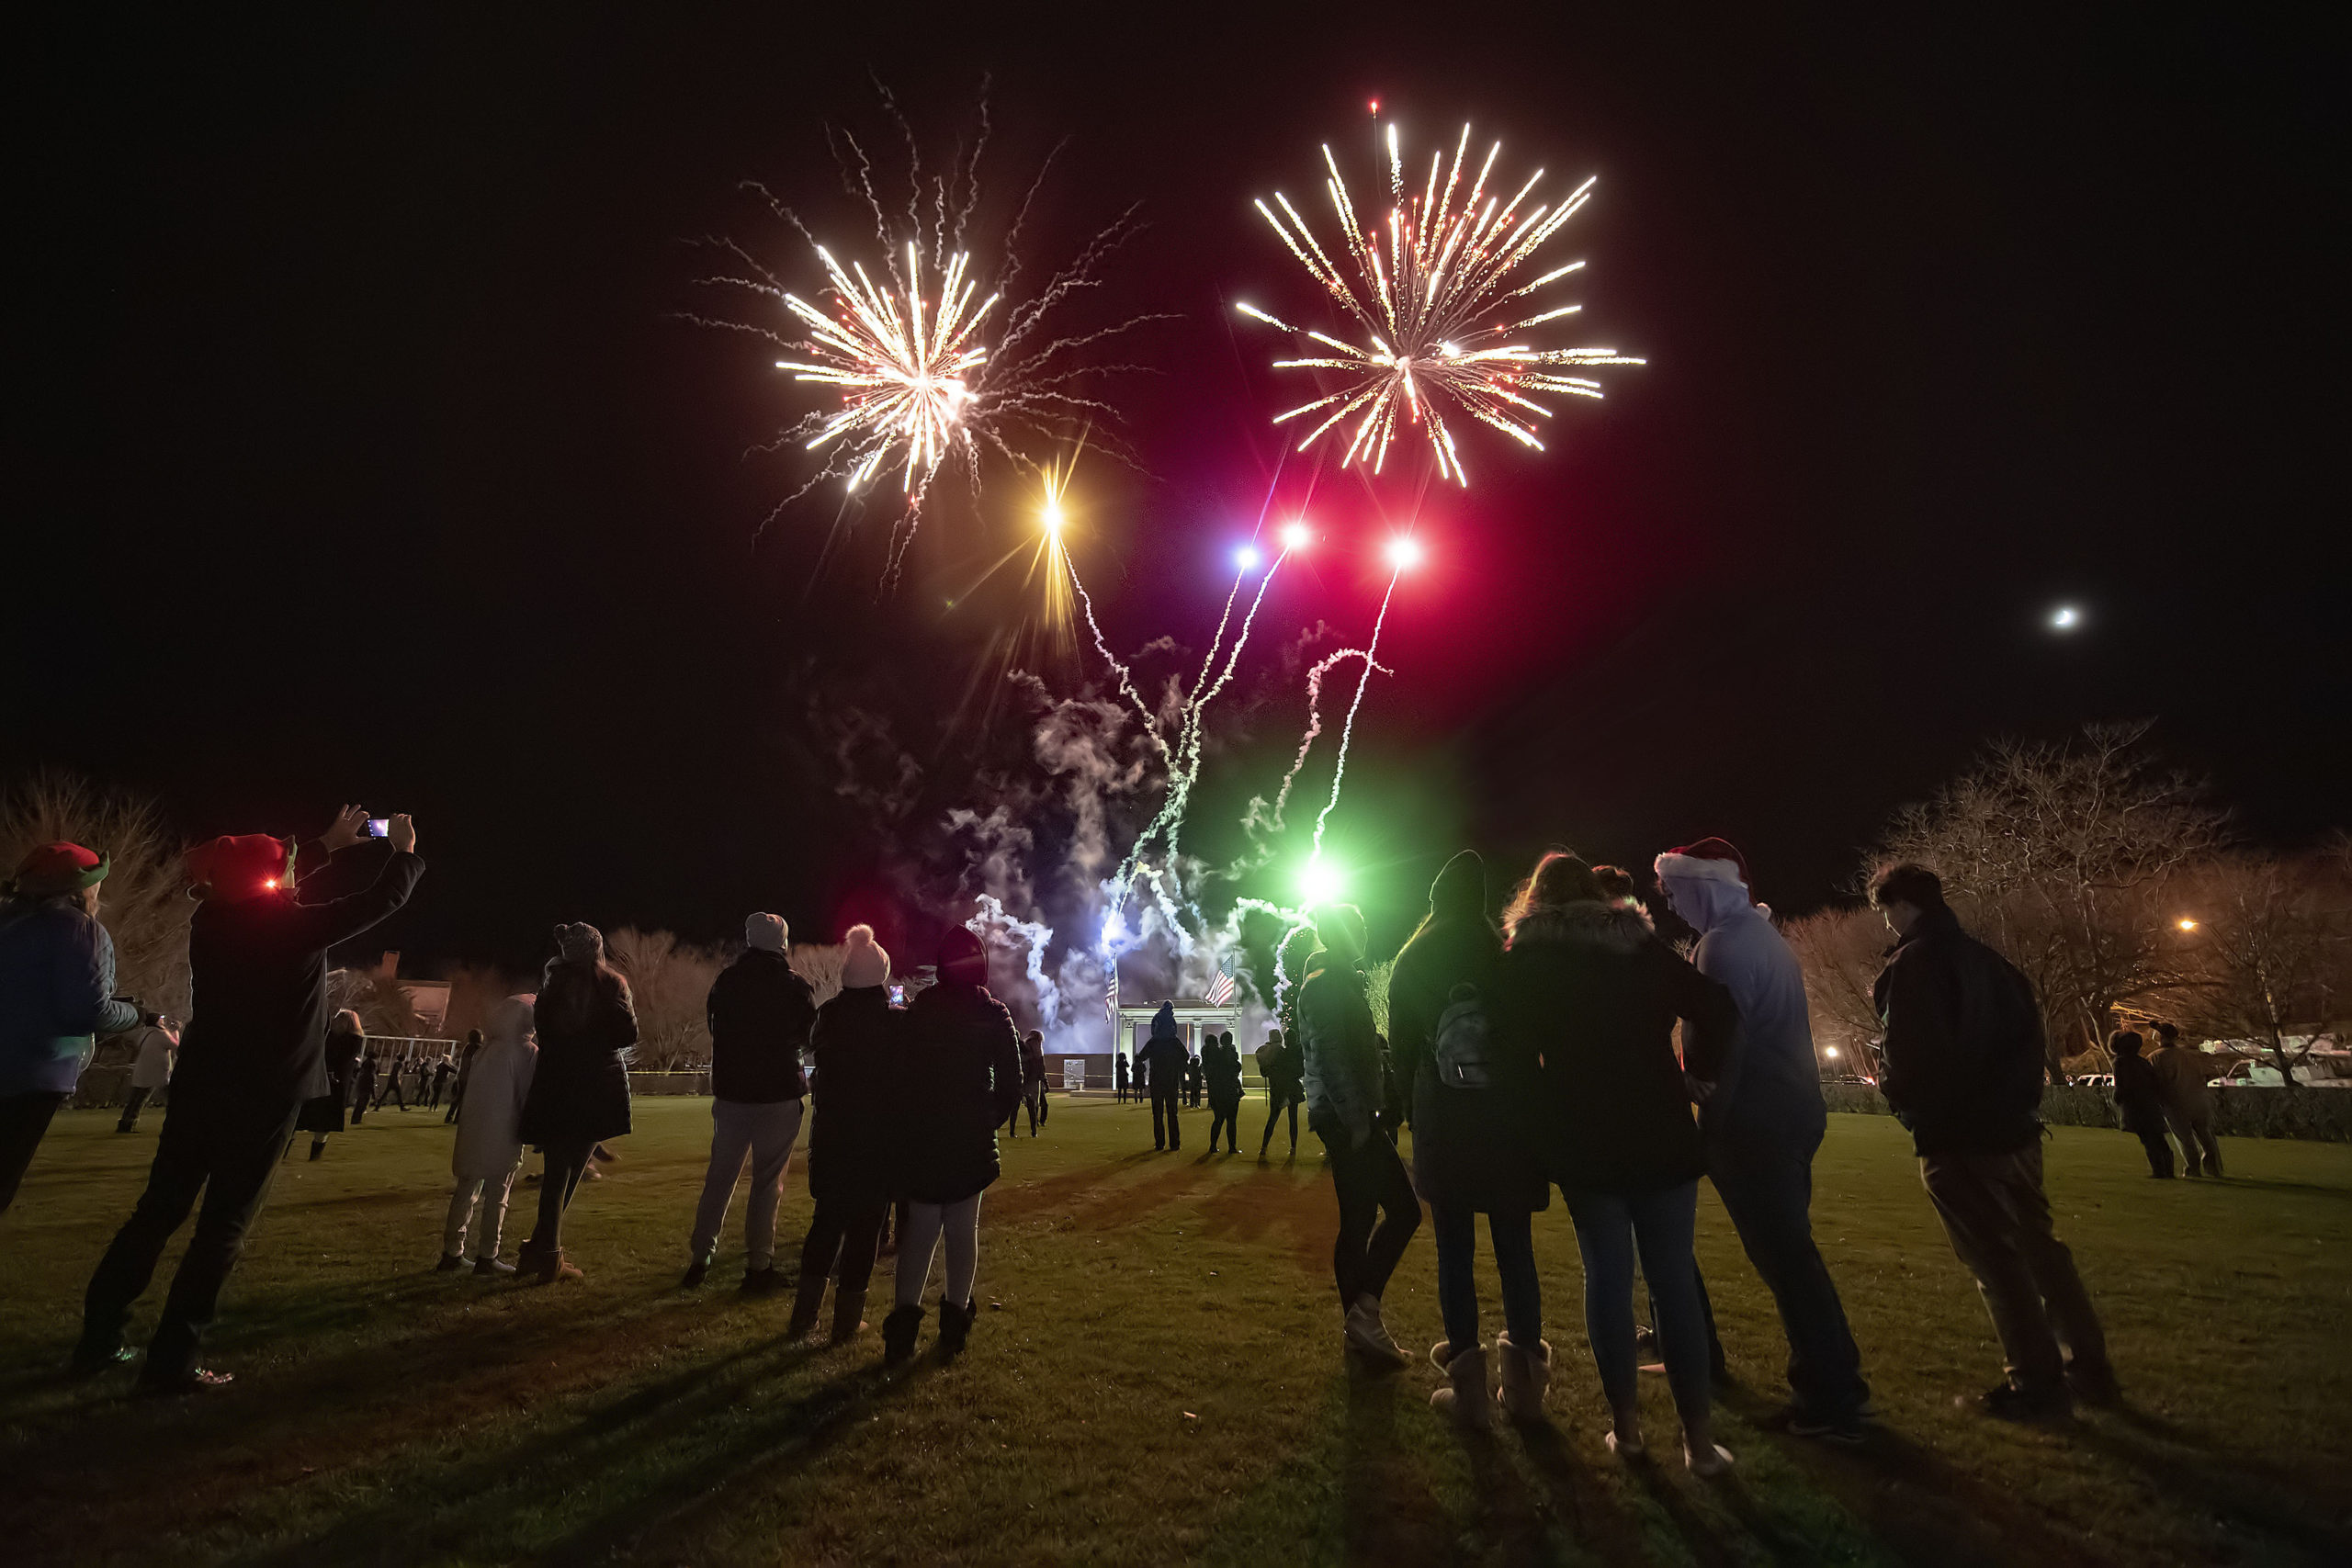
[8,8,2344,982]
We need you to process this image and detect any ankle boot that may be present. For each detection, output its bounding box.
[937,1297,977,1357]
[785,1273,825,1340]
[881,1303,924,1367]
[1430,1343,1492,1429]
[828,1288,870,1346]
[1496,1332,1552,1423]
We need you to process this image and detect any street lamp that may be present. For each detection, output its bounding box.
[2177,917,2199,932]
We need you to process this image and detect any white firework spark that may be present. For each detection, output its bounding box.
[1238,117,1644,483]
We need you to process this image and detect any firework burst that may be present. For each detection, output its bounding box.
[1238,116,1644,483]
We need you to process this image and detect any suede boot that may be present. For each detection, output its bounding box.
[937,1297,977,1357]
[785,1273,826,1340]
[829,1288,870,1346]
[1496,1332,1553,1424]
[881,1303,924,1368]
[1430,1343,1492,1429]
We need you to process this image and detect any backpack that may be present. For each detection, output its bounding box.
[1433,983,1498,1090]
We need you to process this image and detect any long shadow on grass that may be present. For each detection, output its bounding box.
[1338,1371,1453,1565]
[1714,1388,2107,1566]
[1516,1424,1672,1567]
[2074,1410,2352,1561]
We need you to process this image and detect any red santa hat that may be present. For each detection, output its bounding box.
[11,841,108,897]
[1653,838,1756,904]
[185,834,292,900]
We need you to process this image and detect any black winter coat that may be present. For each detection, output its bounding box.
[1494,901,1736,1197]
[520,962,637,1146]
[174,852,425,1113]
[808,985,900,1203]
[2112,1053,2166,1135]
[893,978,1023,1202]
[1872,905,2046,1156]
[706,949,816,1102]
[1204,1038,1244,1111]
[296,1026,365,1134]
[1393,916,1546,1213]
[1254,1038,1302,1103]
[1137,1032,1187,1097]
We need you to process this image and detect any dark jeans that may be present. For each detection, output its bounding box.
[1207,1102,1238,1151]
[1921,1143,2109,1397]
[118,1085,155,1132]
[1707,1133,1871,1421]
[1151,1090,1182,1149]
[351,1082,373,1122]
[375,1079,406,1111]
[798,1194,888,1298]
[1260,1094,1298,1156]
[2131,1126,2176,1179]
[81,1098,300,1380]
[525,1141,595,1257]
[1320,1122,1421,1306]
[1431,1201,1542,1353]
[0,1091,69,1214]
[1568,1181,1711,1427]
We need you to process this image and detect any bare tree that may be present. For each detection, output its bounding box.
[2157,852,2350,1086]
[605,927,724,1070]
[789,942,849,1007]
[1781,905,1887,1076]
[0,770,192,1025]
[1873,721,2226,1077]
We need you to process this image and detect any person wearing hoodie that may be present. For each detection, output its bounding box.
[1494,852,1739,1476]
[684,912,817,1292]
[789,924,899,1344]
[1390,851,1549,1428]
[1204,1030,1245,1152]
[1871,863,2117,1419]
[438,995,538,1275]
[77,808,424,1389]
[1298,903,1419,1370]
[1138,1002,1189,1152]
[515,922,637,1285]
[1,842,152,1213]
[2109,1030,2174,1179]
[882,926,1023,1365]
[1655,840,1873,1442]
[292,1010,365,1160]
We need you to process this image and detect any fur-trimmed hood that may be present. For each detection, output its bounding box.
[1507,899,1655,955]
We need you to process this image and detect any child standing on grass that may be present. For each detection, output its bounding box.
[439,997,537,1274]
[788,924,899,1344]
[882,926,1024,1366]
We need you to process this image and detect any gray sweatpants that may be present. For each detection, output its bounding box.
[690,1098,805,1270]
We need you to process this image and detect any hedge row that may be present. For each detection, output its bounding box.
[1821,1080,2352,1144]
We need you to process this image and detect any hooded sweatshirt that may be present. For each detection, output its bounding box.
[1658,874,1826,1148]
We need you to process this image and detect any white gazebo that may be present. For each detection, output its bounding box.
[1114,1000,1244,1060]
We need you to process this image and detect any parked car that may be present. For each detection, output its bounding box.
[2214,1058,2352,1089]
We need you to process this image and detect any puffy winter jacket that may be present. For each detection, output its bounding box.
[520,962,637,1147]
[0,896,142,1097]
[1871,904,2046,1157]
[1297,956,1384,1146]
[706,948,816,1103]
[1494,900,1736,1197]
[808,984,900,1203]
[892,978,1023,1202]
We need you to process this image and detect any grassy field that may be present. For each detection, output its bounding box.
[2,1096,2347,1567]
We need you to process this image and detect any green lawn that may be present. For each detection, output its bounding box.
[2,1097,2347,1566]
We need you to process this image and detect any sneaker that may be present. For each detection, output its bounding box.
[68,1344,135,1378]
[435,1254,467,1273]
[1785,1407,1871,1445]
[741,1266,782,1295]
[473,1257,517,1277]
[1685,1439,1736,1478]
[681,1258,710,1289]
[1603,1429,1647,1461]
[1973,1382,2070,1421]
[137,1367,235,1395]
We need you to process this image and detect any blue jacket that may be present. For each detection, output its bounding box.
[0,897,142,1096]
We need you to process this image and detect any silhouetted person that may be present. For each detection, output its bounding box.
[447,1030,481,1123]
[1299,904,1419,1370]
[516,922,638,1285]
[117,1019,179,1134]
[2109,1031,2174,1179]
[790,925,899,1345]
[1204,1030,1245,1152]
[1139,1003,1188,1151]
[78,807,423,1390]
[1256,1027,1302,1158]
[296,1010,364,1159]
[2147,1021,2223,1177]
[684,912,814,1292]
[1114,1051,1131,1103]
[352,1046,379,1123]
[1872,862,2118,1418]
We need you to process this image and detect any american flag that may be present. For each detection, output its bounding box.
[1204,964,1235,1008]
[1104,959,1119,1024]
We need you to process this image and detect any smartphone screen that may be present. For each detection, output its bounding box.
[366,818,390,839]
[888,984,906,1006]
